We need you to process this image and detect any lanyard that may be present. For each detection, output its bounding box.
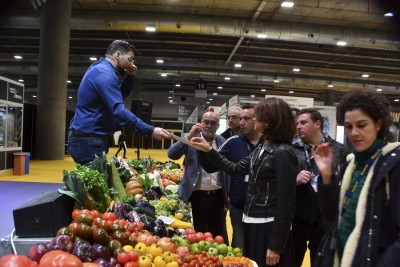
[303,138,326,173]
[303,144,315,173]
[341,147,382,217]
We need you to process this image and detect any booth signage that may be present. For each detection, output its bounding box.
[0,80,7,101]
[391,112,400,122]
[195,90,207,98]
[178,105,198,124]
[229,95,238,107]
[220,102,227,115]
[195,80,207,89]
[265,95,313,109]
[8,83,23,104]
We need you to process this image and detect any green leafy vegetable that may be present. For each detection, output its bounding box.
[138,173,153,192]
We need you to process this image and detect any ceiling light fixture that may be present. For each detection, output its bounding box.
[337,41,347,46]
[18,79,24,82]
[273,75,279,82]
[33,95,37,98]
[168,96,172,99]
[261,89,266,92]
[225,77,230,80]
[293,68,300,72]
[251,94,255,97]
[90,57,97,61]
[376,88,382,92]
[328,81,334,87]
[146,26,156,32]
[394,99,399,102]
[384,13,394,17]
[161,73,167,76]
[213,93,218,95]
[218,86,223,89]
[157,60,163,63]
[235,63,242,68]
[67,80,71,83]
[176,84,180,87]
[209,98,213,100]
[289,91,294,94]
[206,101,210,104]
[68,96,72,99]
[257,34,267,38]
[362,74,369,77]
[14,55,22,59]
[281,1,294,7]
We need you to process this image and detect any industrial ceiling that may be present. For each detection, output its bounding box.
[1,0,400,108]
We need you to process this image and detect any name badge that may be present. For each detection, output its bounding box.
[244,175,249,182]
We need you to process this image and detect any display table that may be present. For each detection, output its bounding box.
[0,235,52,257]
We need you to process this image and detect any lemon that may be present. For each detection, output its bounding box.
[174,212,184,220]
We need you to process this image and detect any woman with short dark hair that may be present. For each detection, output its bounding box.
[313,91,400,267]
[192,97,298,267]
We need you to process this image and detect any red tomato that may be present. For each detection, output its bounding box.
[128,251,139,262]
[186,234,196,244]
[185,228,196,235]
[0,254,38,267]
[39,250,83,266]
[195,232,204,242]
[80,209,92,215]
[102,212,117,222]
[90,210,100,218]
[203,232,213,239]
[71,209,81,220]
[205,237,214,243]
[117,252,130,265]
[125,262,138,267]
[214,235,224,244]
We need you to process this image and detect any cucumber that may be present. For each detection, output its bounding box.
[133,207,157,218]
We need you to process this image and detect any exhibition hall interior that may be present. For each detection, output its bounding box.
[0,0,400,266]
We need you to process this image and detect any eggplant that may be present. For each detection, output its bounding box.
[150,219,165,229]
[152,225,166,237]
[165,227,177,238]
[92,244,111,262]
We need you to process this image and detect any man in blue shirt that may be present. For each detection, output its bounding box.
[199,105,263,250]
[68,40,171,164]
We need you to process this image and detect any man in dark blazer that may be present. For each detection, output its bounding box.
[168,111,227,237]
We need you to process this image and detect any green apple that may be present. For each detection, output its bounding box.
[232,247,243,257]
[204,241,212,251]
[208,247,219,256]
[227,246,233,253]
[191,244,201,255]
[218,254,225,260]
[217,243,228,255]
[197,240,206,251]
[226,252,235,257]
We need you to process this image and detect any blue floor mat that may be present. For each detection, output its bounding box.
[0,181,64,238]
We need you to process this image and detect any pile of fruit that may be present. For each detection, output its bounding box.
[0,155,257,267]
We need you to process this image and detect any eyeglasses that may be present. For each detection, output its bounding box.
[202,120,218,127]
[227,115,239,120]
[120,52,134,63]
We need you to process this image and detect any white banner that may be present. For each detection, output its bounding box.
[314,105,337,139]
[265,95,313,109]
[229,95,238,107]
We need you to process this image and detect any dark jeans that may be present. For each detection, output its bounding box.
[190,190,225,238]
[68,132,109,165]
[292,218,322,267]
[229,205,244,250]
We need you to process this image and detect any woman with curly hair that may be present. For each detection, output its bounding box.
[191,98,298,267]
[312,91,400,267]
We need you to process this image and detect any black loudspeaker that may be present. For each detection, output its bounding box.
[13,190,75,237]
[131,99,153,124]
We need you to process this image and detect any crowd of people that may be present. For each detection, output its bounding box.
[69,39,399,267]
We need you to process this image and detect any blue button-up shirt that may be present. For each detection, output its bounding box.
[71,57,154,136]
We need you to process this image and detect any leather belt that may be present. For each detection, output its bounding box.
[70,129,109,141]
[193,189,222,195]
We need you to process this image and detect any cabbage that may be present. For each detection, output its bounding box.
[165,184,179,194]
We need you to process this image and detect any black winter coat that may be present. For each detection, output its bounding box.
[204,141,298,253]
[315,142,400,267]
